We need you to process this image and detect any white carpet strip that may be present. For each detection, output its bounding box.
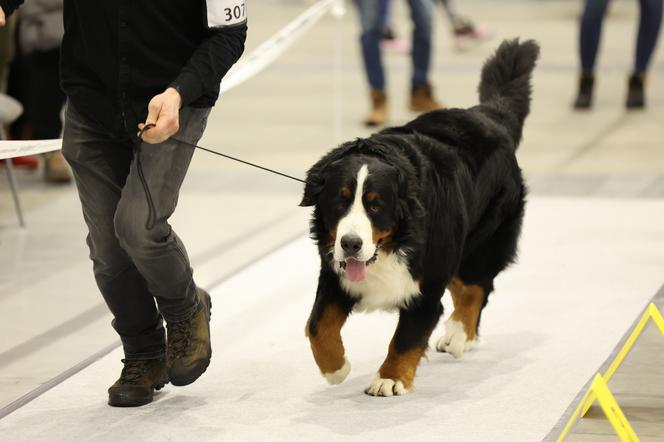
[1,197,663,441]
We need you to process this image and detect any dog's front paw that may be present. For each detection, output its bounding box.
[364,375,410,397]
[322,357,351,385]
[436,319,475,358]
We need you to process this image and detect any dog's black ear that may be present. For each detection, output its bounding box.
[300,168,324,207]
[394,166,425,220]
[406,193,426,219]
[299,142,358,207]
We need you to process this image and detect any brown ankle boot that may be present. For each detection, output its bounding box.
[409,84,442,113]
[108,358,168,407]
[364,89,387,127]
[44,152,72,183]
[167,288,212,386]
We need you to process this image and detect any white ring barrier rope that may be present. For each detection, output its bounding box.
[0,0,344,160]
[220,0,342,93]
[0,139,64,161]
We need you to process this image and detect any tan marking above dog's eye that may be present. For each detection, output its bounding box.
[366,191,379,202]
[340,187,352,199]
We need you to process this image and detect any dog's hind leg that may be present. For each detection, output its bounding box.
[436,277,490,358]
[436,198,525,357]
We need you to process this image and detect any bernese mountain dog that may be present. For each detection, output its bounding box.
[300,39,539,397]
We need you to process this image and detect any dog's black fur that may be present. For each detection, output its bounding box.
[301,40,538,392]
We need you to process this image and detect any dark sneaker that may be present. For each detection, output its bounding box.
[626,73,645,109]
[108,358,168,407]
[379,26,396,41]
[452,17,493,52]
[167,288,212,386]
[409,84,442,113]
[574,74,594,110]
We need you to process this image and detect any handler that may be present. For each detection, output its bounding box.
[0,1,247,407]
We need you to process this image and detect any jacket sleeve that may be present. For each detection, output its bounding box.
[0,0,24,16]
[170,23,247,107]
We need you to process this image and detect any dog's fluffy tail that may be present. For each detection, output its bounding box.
[478,38,539,148]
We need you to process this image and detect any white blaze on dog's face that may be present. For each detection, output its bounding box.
[334,165,376,279]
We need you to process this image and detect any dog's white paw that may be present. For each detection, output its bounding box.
[436,319,475,358]
[364,375,410,397]
[322,357,351,385]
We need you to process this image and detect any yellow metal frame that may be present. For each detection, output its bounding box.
[557,302,664,442]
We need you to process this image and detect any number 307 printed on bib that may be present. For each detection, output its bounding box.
[207,0,247,28]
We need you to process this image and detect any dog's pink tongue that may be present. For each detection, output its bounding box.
[345,259,367,282]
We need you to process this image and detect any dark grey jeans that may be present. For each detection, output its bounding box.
[62,102,211,360]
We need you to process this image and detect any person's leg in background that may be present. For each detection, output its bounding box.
[574,0,611,109]
[378,0,412,54]
[378,0,395,40]
[355,0,388,126]
[25,48,71,182]
[408,0,442,112]
[5,20,40,170]
[440,0,459,22]
[0,14,16,93]
[627,0,663,108]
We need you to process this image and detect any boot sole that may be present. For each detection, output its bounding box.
[169,293,212,387]
[573,103,592,110]
[108,378,168,407]
[108,393,153,407]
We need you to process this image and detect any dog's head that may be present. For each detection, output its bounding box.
[300,139,423,282]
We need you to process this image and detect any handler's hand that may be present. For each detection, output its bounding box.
[1,7,6,27]
[138,87,182,144]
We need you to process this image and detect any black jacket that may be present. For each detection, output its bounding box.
[0,0,247,133]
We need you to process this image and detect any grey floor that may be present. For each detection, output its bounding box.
[551,287,664,442]
[0,0,663,440]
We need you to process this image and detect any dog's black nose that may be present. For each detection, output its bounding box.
[340,234,363,255]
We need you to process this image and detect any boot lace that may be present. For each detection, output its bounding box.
[167,319,192,360]
[119,360,150,385]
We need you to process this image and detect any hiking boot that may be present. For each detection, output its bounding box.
[626,73,645,109]
[167,288,212,386]
[44,152,72,183]
[108,358,168,407]
[364,89,388,127]
[409,84,442,113]
[573,74,594,110]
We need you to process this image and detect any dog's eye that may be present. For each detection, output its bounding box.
[336,202,347,212]
[368,205,381,214]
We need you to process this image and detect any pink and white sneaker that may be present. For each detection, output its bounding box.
[452,19,494,52]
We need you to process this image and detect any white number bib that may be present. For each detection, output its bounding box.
[207,0,247,28]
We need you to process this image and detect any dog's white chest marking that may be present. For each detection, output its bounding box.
[340,250,421,312]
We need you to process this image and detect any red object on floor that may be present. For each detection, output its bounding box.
[2,132,40,170]
[11,156,39,169]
